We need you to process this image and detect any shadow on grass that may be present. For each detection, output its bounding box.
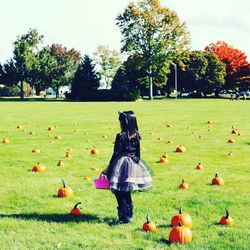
[158,238,171,245]
[0,213,114,224]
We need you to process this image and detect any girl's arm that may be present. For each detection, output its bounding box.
[109,134,122,164]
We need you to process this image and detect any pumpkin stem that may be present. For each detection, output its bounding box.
[179,207,183,214]
[73,202,81,209]
[178,221,183,227]
[225,209,229,219]
[146,214,150,223]
[215,173,218,178]
[198,162,201,165]
[62,179,66,188]
[37,161,40,165]
[93,145,95,149]
[182,179,185,183]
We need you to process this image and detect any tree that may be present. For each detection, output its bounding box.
[37,44,81,97]
[175,51,225,96]
[205,41,250,90]
[116,0,190,99]
[0,59,19,86]
[70,55,100,99]
[2,29,43,99]
[93,45,122,89]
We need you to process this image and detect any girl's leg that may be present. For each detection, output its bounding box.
[113,191,130,223]
[124,192,133,219]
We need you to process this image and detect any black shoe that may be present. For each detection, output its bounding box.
[117,207,131,224]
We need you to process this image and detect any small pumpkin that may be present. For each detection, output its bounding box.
[179,179,188,190]
[175,145,186,153]
[70,202,82,215]
[29,131,35,135]
[2,137,9,144]
[32,148,40,153]
[228,138,235,143]
[16,125,22,129]
[54,135,62,140]
[166,123,173,128]
[65,152,72,158]
[207,120,213,124]
[168,140,173,144]
[220,209,234,226]
[48,126,54,131]
[169,221,192,244]
[57,160,64,166]
[32,162,46,172]
[171,207,193,229]
[84,176,91,181]
[57,179,73,198]
[143,215,156,232]
[159,153,168,163]
[91,146,99,155]
[231,128,238,134]
[212,173,224,186]
[227,151,233,157]
[195,162,203,170]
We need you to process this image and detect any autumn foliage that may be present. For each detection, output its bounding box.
[205,41,250,89]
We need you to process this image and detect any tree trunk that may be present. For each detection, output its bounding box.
[56,87,59,98]
[20,81,24,100]
[148,69,153,100]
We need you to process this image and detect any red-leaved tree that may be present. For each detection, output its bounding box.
[205,41,250,90]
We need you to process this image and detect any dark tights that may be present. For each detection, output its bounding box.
[114,191,132,208]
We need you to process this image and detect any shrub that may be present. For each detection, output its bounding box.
[0,86,20,97]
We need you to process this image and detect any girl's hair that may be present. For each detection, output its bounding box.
[119,111,141,140]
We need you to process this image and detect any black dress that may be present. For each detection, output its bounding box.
[107,132,152,192]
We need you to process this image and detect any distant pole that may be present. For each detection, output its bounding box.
[171,62,177,99]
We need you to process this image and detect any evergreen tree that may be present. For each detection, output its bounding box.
[71,55,100,99]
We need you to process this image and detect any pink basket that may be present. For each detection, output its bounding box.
[94,174,110,189]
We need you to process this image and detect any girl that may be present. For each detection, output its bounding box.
[102,111,152,224]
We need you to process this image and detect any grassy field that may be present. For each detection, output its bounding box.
[0,99,249,250]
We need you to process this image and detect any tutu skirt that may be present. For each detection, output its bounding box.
[108,156,152,192]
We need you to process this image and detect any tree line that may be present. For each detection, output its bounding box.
[0,0,249,100]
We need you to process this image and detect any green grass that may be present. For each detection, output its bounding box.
[0,99,249,250]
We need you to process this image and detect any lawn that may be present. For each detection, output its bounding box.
[0,99,249,250]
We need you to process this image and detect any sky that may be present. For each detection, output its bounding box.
[0,0,250,63]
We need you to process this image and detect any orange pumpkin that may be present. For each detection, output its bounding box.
[169,221,192,244]
[143,215,156,232]
[179,179,188,190]
[220,209,234,226]
[65,152,72,158]
[57,160,64,166]
[159,153,168,163]
[2,137,9,144]
[228,138,235,143]
[91,147,99,155]
[171,207,193,229]
[212,173,224,186]
[195,162,203,170]
[57,179,73,198]
[32,148,40,153]
[70,202,82,215]
[175,145,186,153]
[84,176,91,181]
[231,128,238,134]
[32,162,46,172]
